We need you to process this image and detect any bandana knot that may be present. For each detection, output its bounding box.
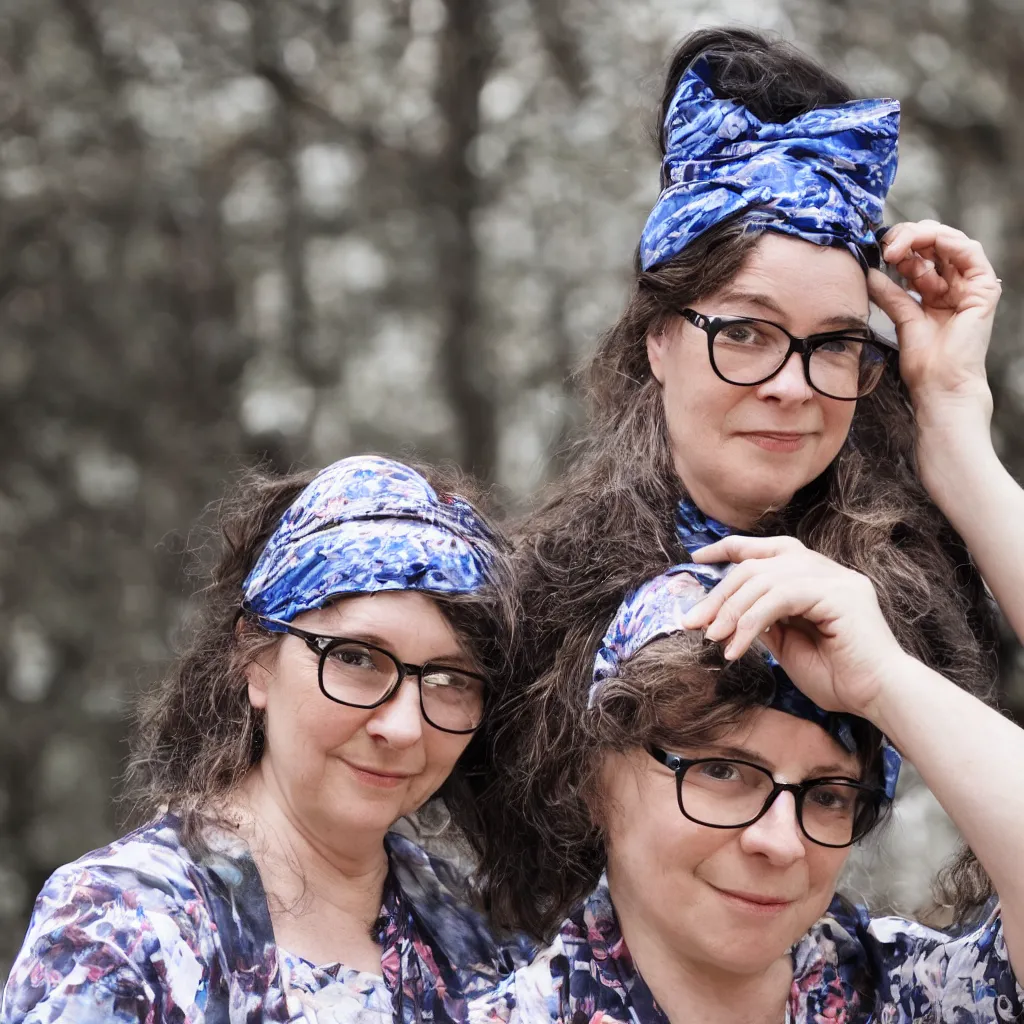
[640,58,899,271]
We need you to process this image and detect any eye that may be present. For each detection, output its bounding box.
[719,322,765,344]
[817,338,853,354]
[422,670,470,691]
[697,760,742,782]
[326,644,383,672]
[806,784,858,813]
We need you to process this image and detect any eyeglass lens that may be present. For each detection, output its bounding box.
[319,641,484,732]
[711,320,886,399]
[679,759,872,847]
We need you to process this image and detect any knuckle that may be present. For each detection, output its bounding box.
[735,610,760,633]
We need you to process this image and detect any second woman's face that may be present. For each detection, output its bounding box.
[646,233,869,528]
[599,709,857,979]
[246,591,476,848]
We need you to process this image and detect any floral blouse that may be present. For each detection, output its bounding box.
[1,814,533,1024]
[470,879,1024,1024]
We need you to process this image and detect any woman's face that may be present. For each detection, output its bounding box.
[246,591,475,846]
[646,233,869,527]
[599,708,857,978]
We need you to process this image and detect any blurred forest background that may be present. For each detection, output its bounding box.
[2,0,1024,979]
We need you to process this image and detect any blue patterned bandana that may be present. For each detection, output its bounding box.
[640,58,899,272]
[590,500,901,799]
[242,456,498,625]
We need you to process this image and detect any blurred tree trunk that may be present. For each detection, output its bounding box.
[432,0,498,481]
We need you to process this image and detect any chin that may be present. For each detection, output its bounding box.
[701,917,805,975]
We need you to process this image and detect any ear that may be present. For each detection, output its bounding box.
[245,657,271,710]
[646,327,670,385]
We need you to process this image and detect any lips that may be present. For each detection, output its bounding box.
[342,761,417,788]
[711,885,796,911]
[738,431,810,453]
[347,765,413,778]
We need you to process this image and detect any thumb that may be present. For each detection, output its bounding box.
[868,269,924,331]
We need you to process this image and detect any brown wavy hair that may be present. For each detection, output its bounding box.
[125,460,519,858]
[480,28,999,938]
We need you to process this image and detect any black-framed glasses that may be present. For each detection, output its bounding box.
[678,308,895,401]
[249,613,487,734]
[647,746,885,848]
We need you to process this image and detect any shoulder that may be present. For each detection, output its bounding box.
[2,816,226,1024]
[797,897,1024,1023]
[866,901,1023,1019]
[385,832,536,978]
[22,815,214,936]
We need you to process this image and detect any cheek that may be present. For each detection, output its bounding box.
[420,733,471,785]
[661,353,737,438]
[820,401,857,455]
[603,774,723,884]
[264,680,367,758]
[806,847,849,902]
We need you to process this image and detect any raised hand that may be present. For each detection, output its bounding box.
[868,219,999,426]
[679,535,907,721]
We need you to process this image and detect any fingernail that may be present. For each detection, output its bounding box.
[723,642,737,660]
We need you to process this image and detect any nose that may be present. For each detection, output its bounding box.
[364,677,424,748]
[755,350,814,403]
[738,791,807,866]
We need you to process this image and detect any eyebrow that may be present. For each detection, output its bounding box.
[317,628,476,670]
[713,290,871,333]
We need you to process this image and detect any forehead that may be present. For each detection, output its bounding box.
[711,233,870,321]
[712,707,863,777]
[296,591,457,645]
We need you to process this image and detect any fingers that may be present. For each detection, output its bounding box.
[882,220,998,284]
[689,534,804,565]
[867,269,924,330]
[893,253,950,305]
[682,536,806,631]
[715,585,805,660]
[702,574,774,645]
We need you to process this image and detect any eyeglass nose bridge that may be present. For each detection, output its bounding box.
[748,779,808,830]
[758,339,817,392]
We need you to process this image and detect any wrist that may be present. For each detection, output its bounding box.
[912,384,994,443]
[860,652,940,741]
[917,433,1002,513]
[914,397,997,501]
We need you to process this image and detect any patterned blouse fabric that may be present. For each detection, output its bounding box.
[468,878,1024,1024]
[591,499,901,798]
[639,57,900,271]
[243,455,500,624]
[1,815,533,1024]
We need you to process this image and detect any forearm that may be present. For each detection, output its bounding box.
[916,406,1024,642]
[869,654,1024,966]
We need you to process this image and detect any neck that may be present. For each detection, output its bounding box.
[609,878,792,1024]
[228,765,390,936]
[676,463,786,532]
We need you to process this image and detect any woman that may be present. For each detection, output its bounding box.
[1,455,532,1024]
[493,27,1004,925]
[472,528,1024,1022]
